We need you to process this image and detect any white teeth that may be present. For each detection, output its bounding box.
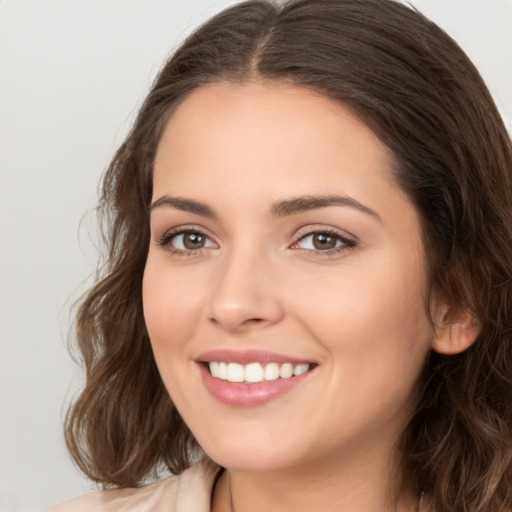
[218,362,228,380]
[279,363,294,379]
[245,362,264,383]
[208,361,311,383]
[227,363,245,382]
[210,361,219,377]
[264,362,280,381]
[293,363,309,376]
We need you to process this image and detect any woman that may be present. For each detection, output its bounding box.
[49,0,512,510]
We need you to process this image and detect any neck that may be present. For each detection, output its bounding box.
[211,448,419,512]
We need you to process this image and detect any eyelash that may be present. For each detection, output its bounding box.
[156,227,357,258]
[292,228,357,257]
[156,227,212,257]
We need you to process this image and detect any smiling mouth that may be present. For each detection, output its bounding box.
[206,361,315,383]
[197,352,318,406]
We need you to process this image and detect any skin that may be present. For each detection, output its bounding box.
[143,81,441,511]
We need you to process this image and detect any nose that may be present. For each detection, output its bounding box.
[207,248,284,333]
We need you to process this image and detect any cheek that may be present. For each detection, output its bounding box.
[142,261,204,363]
[292,252,432,379]
[301,263,432,427]
[142,262,210,413]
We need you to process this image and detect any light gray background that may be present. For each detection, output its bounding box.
[1,1,511,511]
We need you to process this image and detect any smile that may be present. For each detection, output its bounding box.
[196,350,317,407]
[208,361,310,383]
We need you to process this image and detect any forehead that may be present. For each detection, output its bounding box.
[153,81,395,199]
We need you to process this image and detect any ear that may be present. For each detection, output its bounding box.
[432,303,482,355]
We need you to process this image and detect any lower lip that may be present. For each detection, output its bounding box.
[198,364,315,407]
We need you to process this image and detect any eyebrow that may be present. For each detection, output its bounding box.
[270,195,381,221]
[150,194,381,222]
[150,196,216,217]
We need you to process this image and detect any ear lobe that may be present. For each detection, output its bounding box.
[432,305,482,355]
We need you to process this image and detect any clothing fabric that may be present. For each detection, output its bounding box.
[46,459,221,512]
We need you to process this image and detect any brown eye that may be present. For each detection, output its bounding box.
[312,233,337,250]
[182,232,206,249]
[292,229,356,255]
[160,229,216,252]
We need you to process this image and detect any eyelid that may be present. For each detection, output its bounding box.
[294,224,357,243]
[297,222,354,236]
[155,224,218,250]
[290,225,357,255]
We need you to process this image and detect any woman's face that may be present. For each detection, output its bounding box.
[143,81,435,474]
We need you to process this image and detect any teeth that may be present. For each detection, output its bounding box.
[210,361,219,377]
[218,362,228,380]
[245,362,264,383]
[227,363,245,382]
[279,363,293,379]
[293,364,309,376]
[208,361,311,383]
[264,362,280,381]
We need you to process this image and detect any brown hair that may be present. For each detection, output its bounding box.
[65,0,512,509]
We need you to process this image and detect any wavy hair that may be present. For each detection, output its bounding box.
[65,0,512,509]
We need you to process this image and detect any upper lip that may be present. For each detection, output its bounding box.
[196,349,315,365]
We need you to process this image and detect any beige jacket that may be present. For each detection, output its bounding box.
[47,459,220,512]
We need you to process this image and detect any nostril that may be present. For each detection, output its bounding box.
[208,316,267,332]
[241,318,266,327]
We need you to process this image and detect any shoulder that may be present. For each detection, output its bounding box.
[46,458,221,512]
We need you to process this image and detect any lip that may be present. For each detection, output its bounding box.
[196,350,317,407]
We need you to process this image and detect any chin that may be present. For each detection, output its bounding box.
[207,449,296,473]
[194,427,303,473]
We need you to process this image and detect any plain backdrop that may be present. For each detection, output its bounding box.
[0,1,511,511]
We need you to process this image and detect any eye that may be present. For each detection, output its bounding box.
[291,229,356,255]
[298,232,340,250]
[158,228,217,254]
